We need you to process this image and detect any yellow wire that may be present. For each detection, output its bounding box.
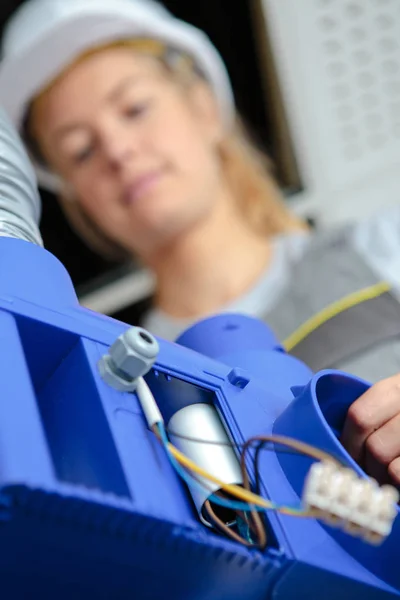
[283,281,391,352]
[166,433,338,513]
[168,442,273,508]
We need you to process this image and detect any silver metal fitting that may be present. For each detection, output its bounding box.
[98,327,159,392]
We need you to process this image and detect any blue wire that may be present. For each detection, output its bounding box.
[156,421,266,513]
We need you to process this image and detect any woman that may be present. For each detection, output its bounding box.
[1,0,400,486]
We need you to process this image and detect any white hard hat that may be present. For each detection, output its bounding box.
[0,0,235,191]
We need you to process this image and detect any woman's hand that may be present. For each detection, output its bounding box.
[341,374,400,485]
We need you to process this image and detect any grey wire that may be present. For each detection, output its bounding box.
[166,426,306,457]
[166,426,347,467]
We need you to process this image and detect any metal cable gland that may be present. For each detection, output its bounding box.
[98,327,159,392]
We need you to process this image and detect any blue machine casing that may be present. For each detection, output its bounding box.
[0,237,399,599]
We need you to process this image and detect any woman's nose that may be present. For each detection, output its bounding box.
[104,138,133,167]
[101,126,138,168]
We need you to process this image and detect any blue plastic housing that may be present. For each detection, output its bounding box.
[0,237,399,599]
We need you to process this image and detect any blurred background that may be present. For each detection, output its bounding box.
[1,0,400,320]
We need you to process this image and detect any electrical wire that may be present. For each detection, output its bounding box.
[166,427,347,466]
[166,428,302,455]
[173,431,337,509]
[240,434,340,501]
[239,434,342,519]
[235,440,269,545]
[158,427,317,515]
[253,440,267,495]
[203,500,266,549]
[170,432,336,516]
[166,426,347,507]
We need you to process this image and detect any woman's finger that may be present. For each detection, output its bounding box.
[341,375,400,463]
[364,412,400,483]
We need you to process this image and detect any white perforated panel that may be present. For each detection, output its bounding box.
[259,0,400,224]
[317,1,400,167]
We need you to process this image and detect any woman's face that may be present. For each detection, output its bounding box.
[32,47,225,257]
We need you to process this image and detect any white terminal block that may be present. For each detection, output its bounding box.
[303,461,399,545]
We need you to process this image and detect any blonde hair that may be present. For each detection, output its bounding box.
[27,39,306,260]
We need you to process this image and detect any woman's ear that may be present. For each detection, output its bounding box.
[188,80,224,145]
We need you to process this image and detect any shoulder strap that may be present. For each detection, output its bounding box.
[264,226,400,371]
[288,288,400,371]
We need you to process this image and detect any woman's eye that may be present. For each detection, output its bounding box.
[124,102,150,119]
[73,145,95,165]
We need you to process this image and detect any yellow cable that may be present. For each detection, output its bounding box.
[284,281,391,352]
[166,433,338,512]
[168,442,273,508]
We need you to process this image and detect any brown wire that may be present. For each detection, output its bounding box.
[204,500,252,546]
[235,442,269,550]
[213,490,267,549]
[239,506,267,549]
[237,434,334,547]
[204,500,266,549]
[240,434,341,492]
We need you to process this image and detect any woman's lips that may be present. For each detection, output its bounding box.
[124,170,164,205]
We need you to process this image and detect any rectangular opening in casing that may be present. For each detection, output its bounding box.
[16,315,131,498]
[145,370,280,550]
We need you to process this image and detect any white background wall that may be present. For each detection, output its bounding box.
[260,0,400,226]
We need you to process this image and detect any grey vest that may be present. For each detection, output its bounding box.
[264,227,400,383]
